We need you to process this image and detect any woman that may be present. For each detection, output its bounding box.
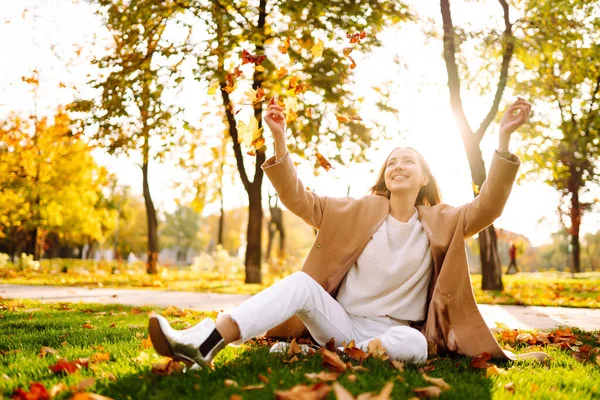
[149,96,545,368]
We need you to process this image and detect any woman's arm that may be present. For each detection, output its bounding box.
[262,97,326,229]
[463,98,531,238]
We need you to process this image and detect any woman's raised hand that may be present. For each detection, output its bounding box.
[499,97,531,137]
[263,96,286,140]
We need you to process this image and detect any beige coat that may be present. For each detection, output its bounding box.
[260,150,548,362]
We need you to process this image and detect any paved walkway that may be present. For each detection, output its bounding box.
[1,284,599,331]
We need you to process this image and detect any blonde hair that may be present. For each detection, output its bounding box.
[368,146,442,206]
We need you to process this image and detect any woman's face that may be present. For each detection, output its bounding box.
[384,148,429,196]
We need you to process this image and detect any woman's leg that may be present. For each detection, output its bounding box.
[356,325,428,364]
[217,271,356,347]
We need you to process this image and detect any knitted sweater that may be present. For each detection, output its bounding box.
[335,207,433,322]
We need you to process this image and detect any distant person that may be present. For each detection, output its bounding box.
[507,241,519,274]
[148,97,547,368]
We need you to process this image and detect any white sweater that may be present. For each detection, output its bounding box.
[336,208,433,322]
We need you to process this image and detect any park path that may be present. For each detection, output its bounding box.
[1,284,599,332]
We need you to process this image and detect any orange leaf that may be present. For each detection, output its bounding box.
[71,393,113,400]
[344,346,369,362]
[91,352,111,363]
[11,382,49,400]
[343,47,353,56]
[275,67,289,79]
[470,352,492,369]
[367,338,389,361]
[83,323,94,329]
[320,348,347,373]
[347,55,357,69]
[241,49,266,65]
[315,151,333,171]
[304,371,339,381]
[422,374,451,390]
[49,358,88,374]
[151,359,184,375]
[278,37,291,54]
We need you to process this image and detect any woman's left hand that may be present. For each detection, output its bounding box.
[499,97,531,137]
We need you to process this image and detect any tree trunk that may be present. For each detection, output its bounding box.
[479,224,503,290]
[267,195,285,261]
[142,160,159,274]
[440,0,514,291]
[217,180,224,247]
[569,189,581,273]
[245,188,263,283]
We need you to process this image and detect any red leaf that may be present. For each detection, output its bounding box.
[470,352,492,369]
[241,50,266,65]
[11,382,49,400]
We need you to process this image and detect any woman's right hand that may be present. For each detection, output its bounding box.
[264,96,286,139]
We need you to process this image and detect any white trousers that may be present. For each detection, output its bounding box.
[217,271,428,364]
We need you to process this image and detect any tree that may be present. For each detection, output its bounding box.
[176,0,412,283]
[161,204,202,263]
[0,102,115,261]
[510,0,600,273]
[439,0,515,290]
[74,0,189,273]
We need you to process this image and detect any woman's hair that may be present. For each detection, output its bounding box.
[368,146,442,206]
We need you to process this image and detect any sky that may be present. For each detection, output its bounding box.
[1,0,598,247]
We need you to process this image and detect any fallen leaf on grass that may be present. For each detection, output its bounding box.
[288,339,303,356]
[151,359,184,375]
[367,338,389,361]
[390,360,405,372]
[333,381,394,400]
[11,382,49,400]
[82,323,94,329]
[141,337,153,349]
[470,352,492,369]
[50,358,89,374]
[71,393,114,400]
[504,382,515,393]
[91,352,110,364]
[275,382,331,400]
[258,374,269,384]
[516,333,533,342]
[74,377,96,391]
[321,348,347,373]
[422,374,450,391]
[486,365,506,377]
[241,384,265,391]
[38,346,58,358]
[49,382,69,397]
[304,371,339,381]
[413,386,443,398]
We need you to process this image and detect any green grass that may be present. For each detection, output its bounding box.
[1,299,599,399]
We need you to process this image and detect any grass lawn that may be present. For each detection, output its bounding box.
[1,298,599,399]
[1,266,599,309]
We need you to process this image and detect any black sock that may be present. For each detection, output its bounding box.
[199,328,224,357]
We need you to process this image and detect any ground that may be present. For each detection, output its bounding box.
[2,298,599,400]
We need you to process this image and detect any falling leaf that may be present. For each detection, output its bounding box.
[367,338,389,361]
[311,39,324,58]
[151,359,184,375]
[343,47,353,57]
[413,386,442,398]
[237,116,264,149]
[241,49,266,65]
[275,67,289,79]
[347,31,367,44]
[275,382,331,400]
[347,55,357,69]
[11,382,49,400]
[486,365,506,377]
[320,348,347,373]
[304,371,339,381]
[315,151,333,171]
[278,37,291,54]
[422,374,451,391]
[286,109,298,124]
[207,80,220,95]
[39,346,58,358]
[306,107,312,117]
[284,96,299,113]
[470,352,492,369]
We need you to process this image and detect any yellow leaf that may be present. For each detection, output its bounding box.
[207,79,219,95]
[472,181,480,195]
[311,38,324,58]
[255,65,265,72]
[486,365,506,377]
[237,117,263,148]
